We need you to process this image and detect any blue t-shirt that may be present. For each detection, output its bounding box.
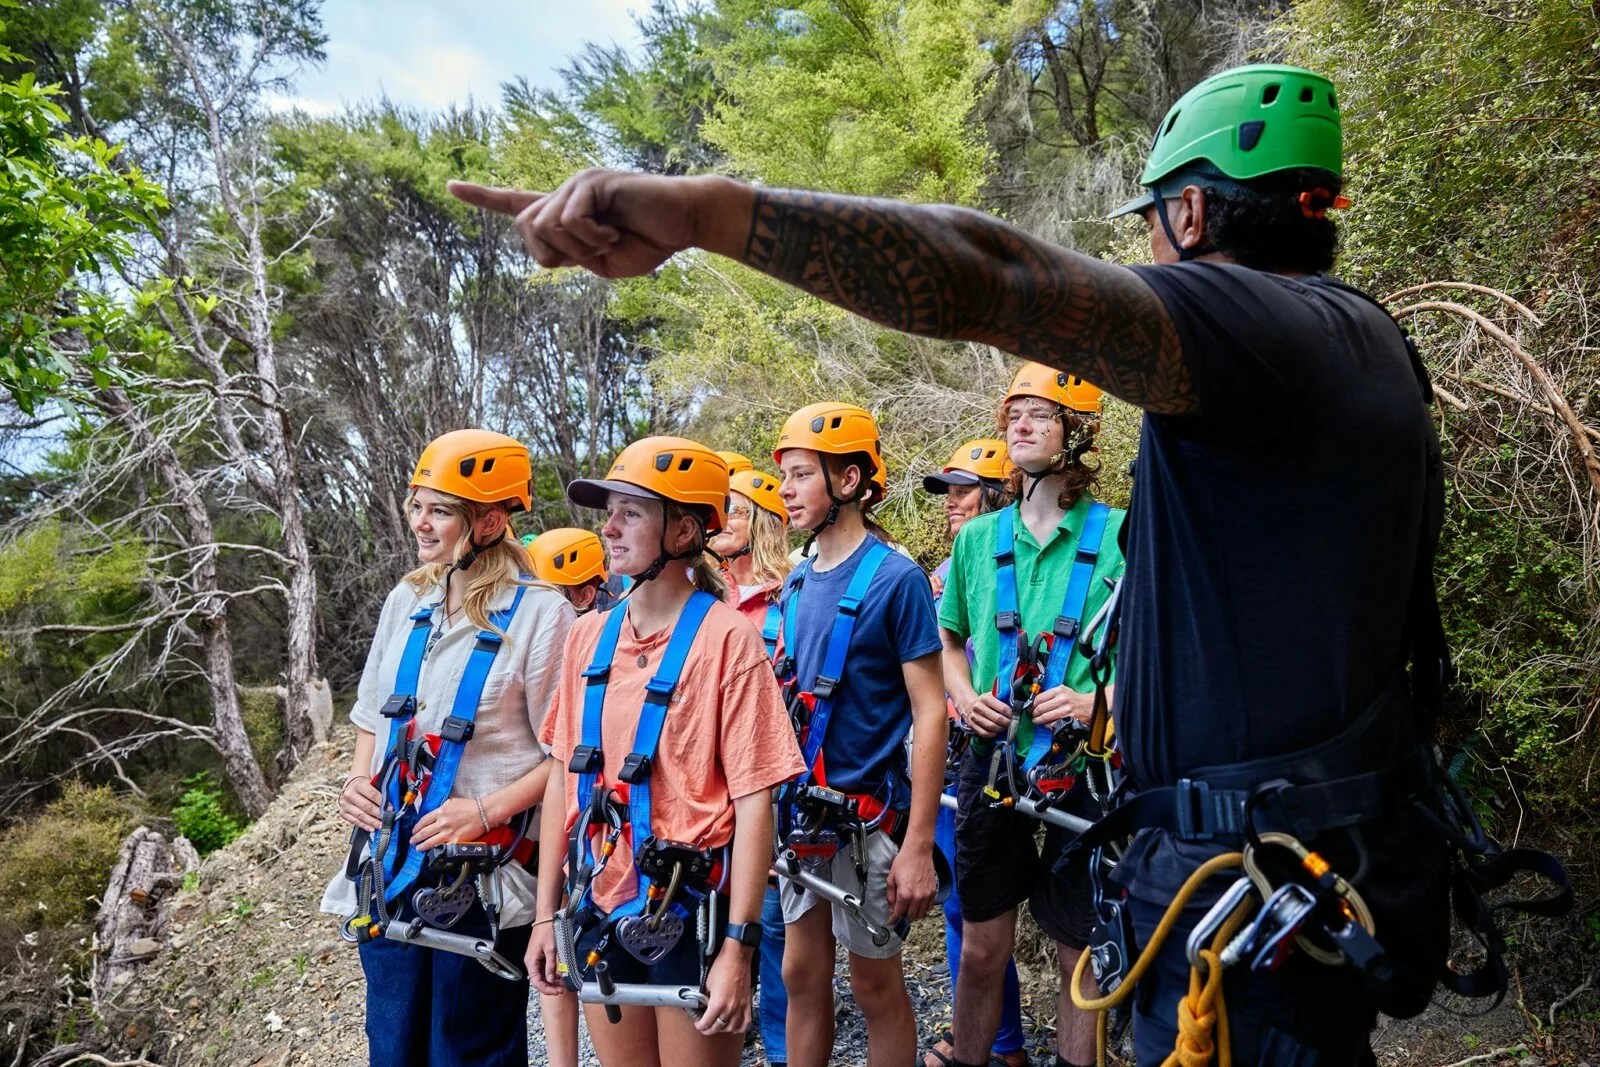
[781,535,942,793]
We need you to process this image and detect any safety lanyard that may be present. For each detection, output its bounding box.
[780,537,891,787]
[992,502,1110,770]
[375,584,527,902]
[573,590,716,917]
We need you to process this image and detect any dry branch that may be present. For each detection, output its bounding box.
[1383,281,1543,327]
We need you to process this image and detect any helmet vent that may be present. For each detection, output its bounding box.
[1164,109,1181,136]
[830,417,843,429]
[458,458,476,477]
[810,417,825,433]
[1238,120,1265,152]
[655,453,673,472]
[969,447,983,459]
[1328,90,1338,110]
[1261,83,1280,105]
[482,457,496,473]
[1299,85,1314,103]
[678,456,694,471]
[553,554,567,570]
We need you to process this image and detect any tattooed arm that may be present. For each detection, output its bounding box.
[447,172,1193,414]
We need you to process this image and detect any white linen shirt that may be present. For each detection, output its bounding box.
[320,577,574,929]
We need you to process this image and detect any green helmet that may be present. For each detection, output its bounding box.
[1110,64,1343,218]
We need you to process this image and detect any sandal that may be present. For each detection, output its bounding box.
[922,1030,957,1067]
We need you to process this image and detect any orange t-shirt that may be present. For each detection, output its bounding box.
[541,597,805,913]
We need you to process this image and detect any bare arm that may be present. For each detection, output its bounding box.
[448,172,1193,414]
[730,189,1192,414]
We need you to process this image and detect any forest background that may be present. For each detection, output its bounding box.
[0,0,1596,1060]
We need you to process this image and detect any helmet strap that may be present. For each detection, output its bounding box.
[452,531,506,574]
[800,461,858,555]
[724,543,752,560]
[1022,466,1057,501]
[636,505,707,585]
[1153,194,1216,263]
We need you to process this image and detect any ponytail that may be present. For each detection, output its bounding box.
[690,553,729,600]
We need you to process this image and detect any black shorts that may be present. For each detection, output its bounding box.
[574,894,726,987]
[953,751,1098,948]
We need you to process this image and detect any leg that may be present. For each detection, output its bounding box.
[759,882,790,1064]
[994,955,1026,1058]
[584,1002,660,1067]
[358,935,431,1067]
[781,900,838,1067]
[428,921,533,1067]
[1055,942,1097,1066]
[539,989,581,1067]
[848,949,918,1067]
[655,1003,745,1067]
[951,909,1019,1063]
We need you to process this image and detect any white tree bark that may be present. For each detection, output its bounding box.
[91,826,200,1008]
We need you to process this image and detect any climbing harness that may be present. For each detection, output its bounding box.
[761,600,782,663]
[772,537,951,940]
[340,585,531,980]
[552,591,725,1022]
[973,503,1115,828]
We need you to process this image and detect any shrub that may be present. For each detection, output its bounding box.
[0,781,137,930]
[171,772,244,855]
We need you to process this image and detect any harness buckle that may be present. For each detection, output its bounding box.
[440,715,475,744]
[812,675,839,701]
[1175,778,1213,842]
[1053,615,1079,641]
[569,745,603,775]
[380,693,416,719]
[618,752,653,784]
[994,610,1020,632]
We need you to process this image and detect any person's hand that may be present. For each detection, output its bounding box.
[448,170,707,278]
[695,944,753,1036]
[928,572,945,599]
[954,689,1012,739]
[526,920,566,996]
[884,843,937,924]
[410,797,488,850]
[338,775,382,832]
[1031,686,1095,728]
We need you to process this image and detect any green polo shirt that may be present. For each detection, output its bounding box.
[939,494,1127,696]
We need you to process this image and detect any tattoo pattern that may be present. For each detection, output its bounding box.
[743,189,1194,415]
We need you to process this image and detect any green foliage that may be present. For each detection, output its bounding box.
[172,772,244,855]
[238,687,283,778]
[0,781,136,929]
[0,22,167,413]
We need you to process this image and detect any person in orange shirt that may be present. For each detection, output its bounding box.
[529,437,807,1067]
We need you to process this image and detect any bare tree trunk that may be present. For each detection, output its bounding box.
[92,826,200,1006]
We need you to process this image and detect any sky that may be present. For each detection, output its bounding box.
[266,0,645,116]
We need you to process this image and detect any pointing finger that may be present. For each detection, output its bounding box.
[448,180,545,217]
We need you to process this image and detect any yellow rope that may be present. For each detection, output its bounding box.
[1071,851,1251,1067]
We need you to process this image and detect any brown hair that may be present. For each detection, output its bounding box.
[995,399,1101,510]
[664,500,729,600]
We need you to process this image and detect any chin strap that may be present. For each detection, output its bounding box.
[636,505,709,585]
[1153,196,1216,263]
[800,462,866,557]
[453,531,507,573]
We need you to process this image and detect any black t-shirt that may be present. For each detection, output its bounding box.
[1117,262,1440,790]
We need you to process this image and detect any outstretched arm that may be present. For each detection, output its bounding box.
[449,172,1193,414]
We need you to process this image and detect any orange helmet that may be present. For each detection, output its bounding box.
[526,528,607,586]
[410,429,533,512]
[732,469,787,523]
[774,401,883,482]
[922,438,1013,495]
[1005,362,1103,416]
[716,451,755,476]
[567,436,729,533]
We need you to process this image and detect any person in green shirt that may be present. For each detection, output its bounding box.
[938,362,1125,1067]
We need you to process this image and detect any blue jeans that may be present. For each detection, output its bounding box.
[937,790,1024,1056]
[759,883,789,1063]
[358,916,532,1067]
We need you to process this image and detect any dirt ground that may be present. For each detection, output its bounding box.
[108,737,1598,1066]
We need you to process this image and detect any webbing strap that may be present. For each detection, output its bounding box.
[383,586,527,902]
[761,601,782,662]
[794,539,891,786]
[993,503,1111,770]
[376,608,434,885]
[574,591,718,918]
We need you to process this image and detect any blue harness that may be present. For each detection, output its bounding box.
[992,502,1110,770]
[569,591,717,923]
[779,538,892,788]
[761,601,782,662]
[374,584,527,903]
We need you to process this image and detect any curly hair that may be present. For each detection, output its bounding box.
[1201,167,1343,275]
[994,402,1100,510]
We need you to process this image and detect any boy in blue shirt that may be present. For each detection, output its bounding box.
[773,401,947,1067]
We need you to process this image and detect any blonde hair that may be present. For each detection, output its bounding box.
[404,490,534,636]
[746,505,793,597]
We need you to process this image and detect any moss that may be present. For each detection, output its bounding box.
[0,781,138,930]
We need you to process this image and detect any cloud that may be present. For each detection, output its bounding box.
[263,93,343,117]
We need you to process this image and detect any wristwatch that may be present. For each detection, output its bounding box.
[725,922,762,949]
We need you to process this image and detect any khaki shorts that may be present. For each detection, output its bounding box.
[777,828,903,959]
